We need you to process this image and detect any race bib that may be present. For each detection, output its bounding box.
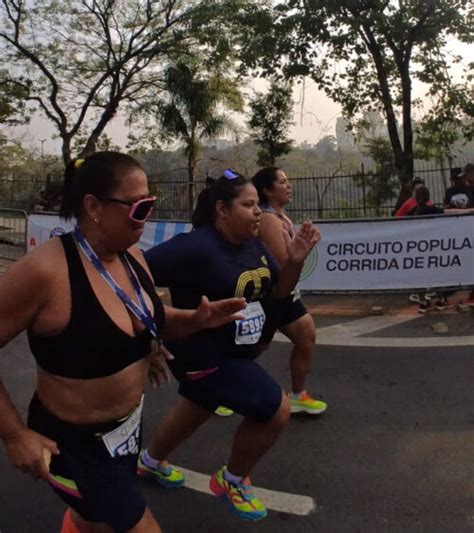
[102,396,143,458]
[292,287,301,302]
[235,301,266,345]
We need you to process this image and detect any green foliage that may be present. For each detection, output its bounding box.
[279,137,362,176]
[241,0,473,190]
[354,137,398,214]
[0,136,33,179]
[158,62,241,156]
[156,63,241,143]
[0,77,30,125]
[247,81,295,166]
[0,0,250,164]
[189,0,263,68]
[0,135,63,209]
[146,60,243,210]
[415,82,474,164]
[73,133,122,158]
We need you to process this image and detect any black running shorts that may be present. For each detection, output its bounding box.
[260,294,308,343]
[27,394,146,532]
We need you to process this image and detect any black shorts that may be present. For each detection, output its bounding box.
[27,394,146,532]
[172,357,283,423]
[260,294,308,343]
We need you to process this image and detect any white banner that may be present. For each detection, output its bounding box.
[27,213,473,291]
[298,214,474,290]
[27,214,192,252]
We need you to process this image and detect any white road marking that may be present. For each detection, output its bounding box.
[273,314,474,347]
[161,315,470,517]
[178,466,316,516]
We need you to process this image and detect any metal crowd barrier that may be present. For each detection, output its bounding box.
[0,208,28,260]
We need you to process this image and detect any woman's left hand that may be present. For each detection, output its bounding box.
[148,341,173,388]
[193,296,246,330]
[284,220,321,264]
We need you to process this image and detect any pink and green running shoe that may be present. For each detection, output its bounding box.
[137,450,184,488]
[209,465,267,521]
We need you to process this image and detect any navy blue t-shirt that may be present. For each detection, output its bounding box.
[144,225,280,375]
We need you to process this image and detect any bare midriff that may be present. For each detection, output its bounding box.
[36,357,149,424]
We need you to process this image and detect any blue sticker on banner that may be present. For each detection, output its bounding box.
[49,227,66,238]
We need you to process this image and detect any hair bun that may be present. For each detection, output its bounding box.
[205,177,215,187]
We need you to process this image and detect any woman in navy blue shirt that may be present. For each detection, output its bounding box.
[140,171,320,522]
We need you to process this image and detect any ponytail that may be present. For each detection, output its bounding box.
[59,160,78,220]
[191,171,248,228]
[192,178,214,227]
[59,152,143,221]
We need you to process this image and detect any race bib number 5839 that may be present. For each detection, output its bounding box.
[235,301,266,345]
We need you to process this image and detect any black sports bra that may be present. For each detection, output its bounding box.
[27,233,165,379]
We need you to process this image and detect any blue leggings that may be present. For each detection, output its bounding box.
[173,357,283,423]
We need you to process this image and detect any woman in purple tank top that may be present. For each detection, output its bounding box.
[252,167,328,416]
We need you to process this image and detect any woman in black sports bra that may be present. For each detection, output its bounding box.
[252,167,328,416]
[0,152,245,533]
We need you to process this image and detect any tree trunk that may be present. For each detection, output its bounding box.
[79,101,120,159]
[61,134,72,167]
[364,30,414,213]
[187,142,196,216]
[393,180,412,214]
[392,64,415,213]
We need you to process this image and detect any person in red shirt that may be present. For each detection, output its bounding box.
[398,177,435,303]
[395,176,432,217]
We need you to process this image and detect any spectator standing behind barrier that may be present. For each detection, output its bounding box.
[444,167,474,209]
[408,185,444,216]
[395,177,432,217]
[459,163,474,189]
[30,183,62,213]
[450,164,474,307]
[408,185,453,313]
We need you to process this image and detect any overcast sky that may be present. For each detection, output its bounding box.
[7,40,470,155]
[10,80,341,154]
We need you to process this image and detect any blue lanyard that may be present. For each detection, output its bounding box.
[73,227,157,338]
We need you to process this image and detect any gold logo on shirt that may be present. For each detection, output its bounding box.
[234,267,271,299]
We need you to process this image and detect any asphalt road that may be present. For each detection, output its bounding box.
[0,320,473,533]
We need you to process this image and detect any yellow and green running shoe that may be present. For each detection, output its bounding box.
[137,450,184,488]
[214,405,234,417]
[209,465,267,521]
[289,391,328,415]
